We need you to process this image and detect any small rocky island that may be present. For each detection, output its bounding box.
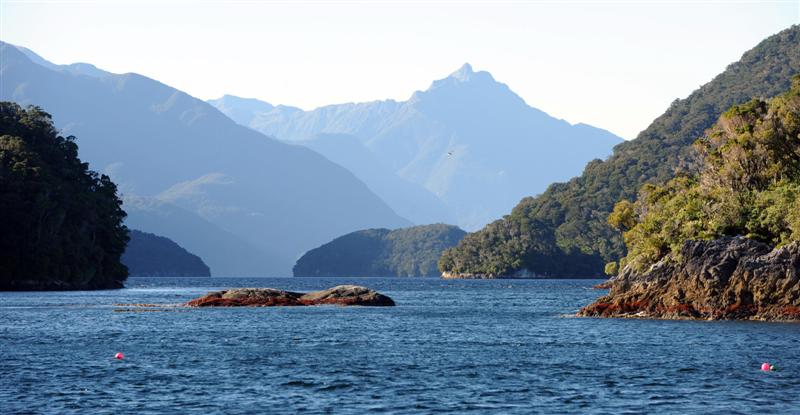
[581,79,800,322]
[186,285,395,307]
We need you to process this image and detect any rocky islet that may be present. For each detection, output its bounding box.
[185,285,395,307]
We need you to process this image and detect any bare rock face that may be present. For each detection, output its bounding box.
[578,237,800,321]
[186,285,395,307]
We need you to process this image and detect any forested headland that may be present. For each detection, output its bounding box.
[0,103,129,290]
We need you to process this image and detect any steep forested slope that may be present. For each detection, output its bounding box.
[440,25,800,277]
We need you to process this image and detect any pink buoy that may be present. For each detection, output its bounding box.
[115,352,124,360]
[761,362,771,371]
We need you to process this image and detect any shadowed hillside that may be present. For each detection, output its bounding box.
[294,224,466,277]
[123,230,211,277]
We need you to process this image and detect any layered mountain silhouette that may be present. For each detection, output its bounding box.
[1,42,410,276]
[210,64,623,230]
[208,95,455,225]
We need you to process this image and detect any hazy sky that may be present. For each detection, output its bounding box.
[2,0,797,138]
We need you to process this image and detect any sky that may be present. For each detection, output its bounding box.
[1,0,798,139]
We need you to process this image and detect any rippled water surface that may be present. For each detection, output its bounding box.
[2,277,800,414]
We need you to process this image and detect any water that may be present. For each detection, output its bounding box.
[1,277,799,414]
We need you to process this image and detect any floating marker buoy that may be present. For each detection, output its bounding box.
[115,352,124,360]
[761,362,771,371]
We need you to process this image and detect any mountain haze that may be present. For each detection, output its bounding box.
[296,133,456,225]
[1,42,410,276]
[210,63,623,230]
[209,95,454,225]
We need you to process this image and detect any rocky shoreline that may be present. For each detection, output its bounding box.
[440,270,550,279]
[186,285,395,307]
[441,271,605,280]
[579,237,800,321]
[441,271,498,279]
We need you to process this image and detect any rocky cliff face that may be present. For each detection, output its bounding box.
[579,237,800,321]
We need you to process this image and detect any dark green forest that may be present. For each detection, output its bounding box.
[439,25,800,278]
[122,230,211,277]
[0,103,129,290]
[609,79,800,273]
[294,224,466,277]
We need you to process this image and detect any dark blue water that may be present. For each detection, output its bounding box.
[2,277,799,414]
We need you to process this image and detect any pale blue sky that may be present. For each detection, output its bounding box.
[1,0,797,138]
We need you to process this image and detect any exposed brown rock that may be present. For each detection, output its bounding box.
[298,285,395,306]
[186,285,395,307]
[578,237,800,321]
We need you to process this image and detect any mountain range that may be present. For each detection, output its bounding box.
[209,63,623,230]
[1,42,624,276]
[1,41,410,276]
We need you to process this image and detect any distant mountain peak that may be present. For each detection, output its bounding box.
[443,63,497,85]
[450,63,474,81]
[408,63,501,105]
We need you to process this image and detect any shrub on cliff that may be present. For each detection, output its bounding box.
[610,77,800,272]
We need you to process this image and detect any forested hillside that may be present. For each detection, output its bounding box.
[610,78,800,273]
[440,26,800,278]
